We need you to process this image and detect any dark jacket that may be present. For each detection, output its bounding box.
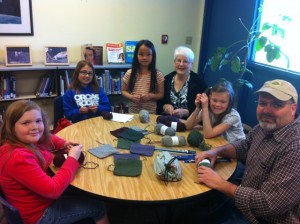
[157,71,206,119]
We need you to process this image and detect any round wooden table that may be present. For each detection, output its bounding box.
[53,114,236,203]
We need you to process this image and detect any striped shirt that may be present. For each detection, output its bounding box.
[123,69,164,114]
[231,115,300,223]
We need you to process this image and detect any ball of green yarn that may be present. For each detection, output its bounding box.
[161,136,186,147]
[187,130,204,147]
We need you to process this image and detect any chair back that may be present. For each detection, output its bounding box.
[0,192,23,224]
[53,96,64,131]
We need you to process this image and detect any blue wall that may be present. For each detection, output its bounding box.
[199,0,300,127]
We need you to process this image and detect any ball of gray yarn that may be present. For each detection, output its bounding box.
[139,109,150,123]
[155,123,176,136]
[161,136,186,147]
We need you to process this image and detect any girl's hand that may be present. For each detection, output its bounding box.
[89,105,98,113]
[79,107,89,114]
[140,93,151,101]
[163,104,174,115]
[63,141,79,153]
[199,93,209,109]
[172,108,189,118]
[131,94,141,103]
[195,94,202,108]
[68,144,83,160]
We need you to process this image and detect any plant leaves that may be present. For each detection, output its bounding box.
[262,22,272,31]
[255,36,267,51]
[231,56,241,73]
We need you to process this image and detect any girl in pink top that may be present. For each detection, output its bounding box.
[0,100,109,224]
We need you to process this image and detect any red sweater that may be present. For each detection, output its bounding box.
[0,135,80,224]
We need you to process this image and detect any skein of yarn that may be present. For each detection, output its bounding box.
[187,130,204,147]
[161,135,186,147]
[198,159,212,168]
[156,115,186,132]
[139,109,150,123]
[101,111,113,120]
[53,151,85,167]
[155,123,176,136]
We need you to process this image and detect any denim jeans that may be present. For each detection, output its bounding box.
[37,195,106,224]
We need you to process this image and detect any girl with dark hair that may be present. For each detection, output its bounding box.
[63,60,111,123]
[184,80,245,142]
[121,40,164,114]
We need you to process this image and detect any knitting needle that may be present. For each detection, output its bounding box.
[155,147,196,155]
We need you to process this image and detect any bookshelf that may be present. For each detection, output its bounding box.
[0,63,131,127]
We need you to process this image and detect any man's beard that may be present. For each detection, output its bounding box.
[258,114,277,132]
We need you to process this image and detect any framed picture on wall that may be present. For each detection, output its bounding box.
[0,0,34,35]
[44,47,69,66]
[5,46,32,66]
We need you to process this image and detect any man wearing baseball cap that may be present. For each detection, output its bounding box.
[195,79,300,223]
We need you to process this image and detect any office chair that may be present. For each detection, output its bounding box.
[53,96,64,131]
[0,192,24,224]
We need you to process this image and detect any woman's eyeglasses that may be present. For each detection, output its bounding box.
[175,59,190,65]
[79,71,94,76]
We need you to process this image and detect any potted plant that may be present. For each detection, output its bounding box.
[204,6,291,107]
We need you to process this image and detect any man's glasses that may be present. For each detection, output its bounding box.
[79,71,94,76]
[256,100,294,110]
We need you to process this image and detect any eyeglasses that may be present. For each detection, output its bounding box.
[175,59,190,65]
[79,71,94,76]
[256,100,294,110]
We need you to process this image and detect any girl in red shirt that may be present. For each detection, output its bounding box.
[0,100,109,224]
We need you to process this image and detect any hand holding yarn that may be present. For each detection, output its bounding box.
[53,146,85,168]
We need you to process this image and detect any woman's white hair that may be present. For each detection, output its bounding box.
[174,46,195,63]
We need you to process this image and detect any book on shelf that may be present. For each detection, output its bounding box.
[35,74,56,97]
[106,43,125,64]
[81,44,103,65]
[0,74,16,100]
[93,46,103,65]
[125,41,138,63]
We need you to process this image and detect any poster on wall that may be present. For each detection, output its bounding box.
[0,0,34,35]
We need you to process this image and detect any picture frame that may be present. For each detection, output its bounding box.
[5,46,32,66]
[0,0,34,36]
[44,47,69,66]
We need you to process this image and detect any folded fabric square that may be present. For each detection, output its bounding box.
[110,127,144,141]
[117,137,140,150]
[88,144,119,158]
[113,153,140,163]
[130,143,155,156]
[113,158,142,177]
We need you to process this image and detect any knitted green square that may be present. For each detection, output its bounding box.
[113,158,142,177]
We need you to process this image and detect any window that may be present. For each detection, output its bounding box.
[253,0,300,73]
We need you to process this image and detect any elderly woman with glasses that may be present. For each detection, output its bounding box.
[157,46,206,119]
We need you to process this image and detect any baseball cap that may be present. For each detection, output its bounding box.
[256,79,298,103]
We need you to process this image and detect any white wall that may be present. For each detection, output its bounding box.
[0,0,205,75]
